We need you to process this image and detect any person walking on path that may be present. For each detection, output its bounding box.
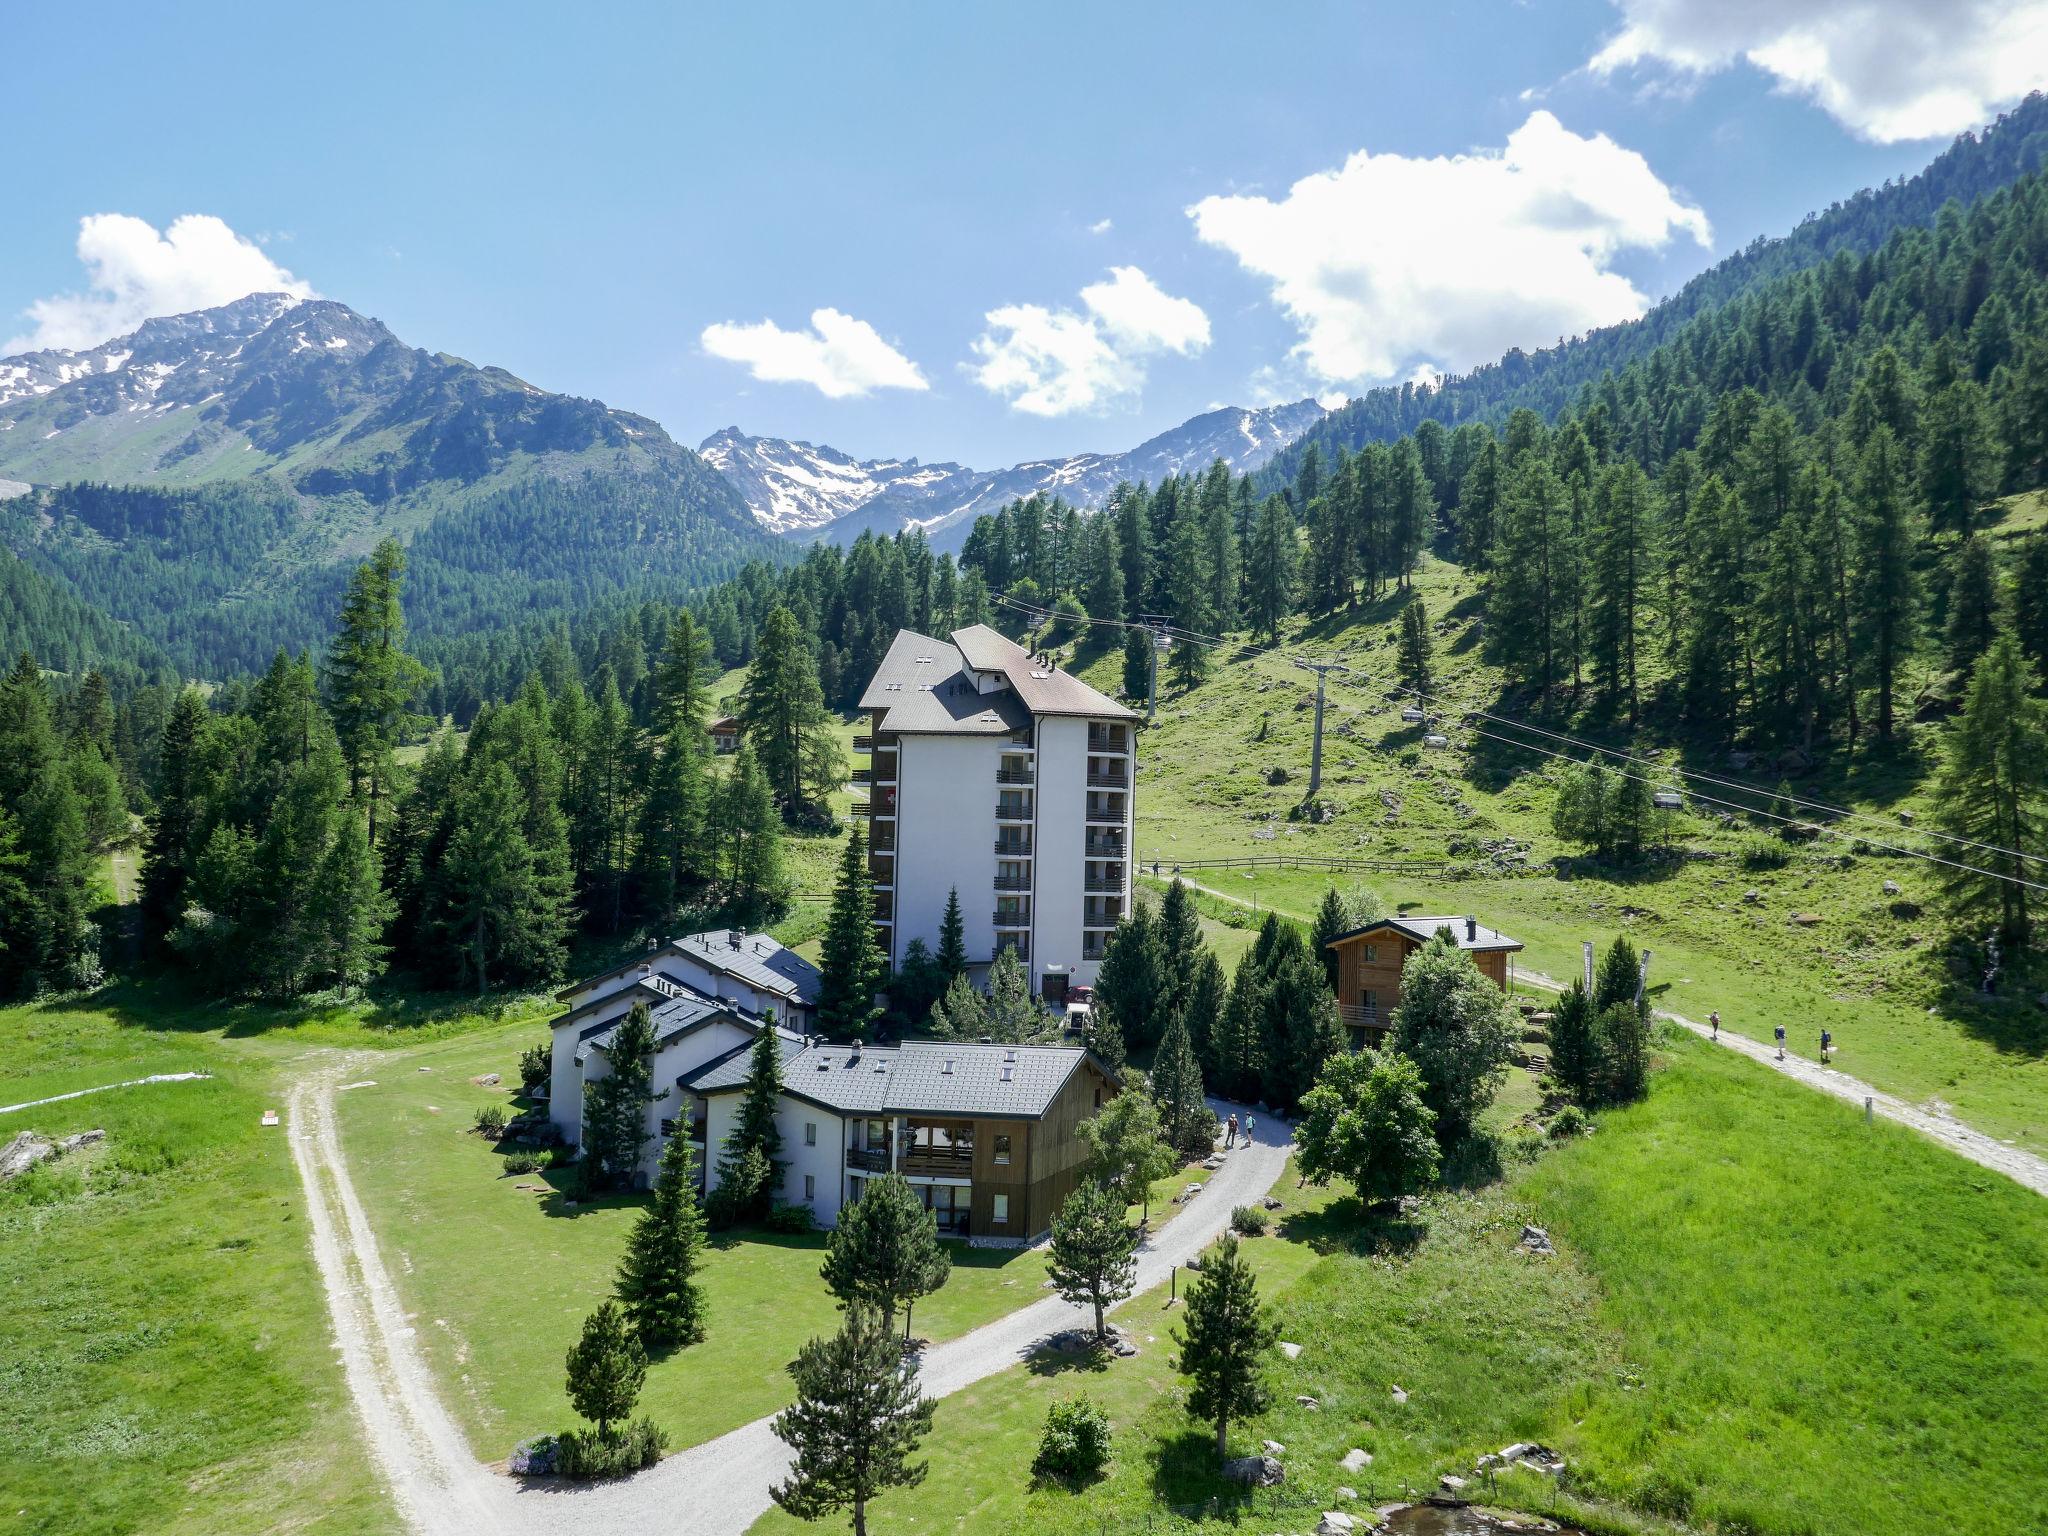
[1820,1028,1832,1065]
[1710,1010,1721,1041]
[1224,1113,1238,1149]
[1243,1114,1257,1144]
[1775,1023,1786,1061]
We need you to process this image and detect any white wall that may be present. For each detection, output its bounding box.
[893,733,1000,972]
[702,1093,852,1227]
[1034,715,1090,990]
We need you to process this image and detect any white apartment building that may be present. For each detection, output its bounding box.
[855,624,1137,1002]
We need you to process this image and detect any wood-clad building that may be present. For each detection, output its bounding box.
[690,1038,1119,1241]
[1325,914,1523,1048]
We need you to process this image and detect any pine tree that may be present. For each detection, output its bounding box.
[818,827,886,1039]
[1210,950,1267,1102]
[1092,902,1163,1052]
[716,1024,785,1220]
[1945,536,2003,675]
[1175,1233,1279,1462]
[2016,529,2048,677]
[1396,598,1433,702]
[1244,494,1297,644]
[771,1308,936,1536]
[1183,947,1225,1073]
[1310,887,1349,991]
[140,687,212,943]
[739,605,828,813]
[982,946,1049,1041]
[616,1132,709,1351]
[1253,926,1343,1115]
[1151,1004,1208,1157]
[1935,635,2047,946]
[635,611,712,917]
[310,809,388,993]
[324,538,429,848]
[1548,980,1599,1104]
[1852,427,1921,743]
[1156,879,1202,1046]
[1919,354,1991,538]
[936,886,967,979]
[926,970,988,1040]
[1589,461,1651,725]
[819,1172,952,1335]
[1164,509,1213,688]
[718,744,785,919]
[1046,1181,1138,1339]
[582,1002,656,1191]
[564,1300,647,1442]
[1121,627,1154,702]
[441,760,561,991]
[0,654,96,996]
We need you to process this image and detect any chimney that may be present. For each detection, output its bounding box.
[1466,916,1478,942]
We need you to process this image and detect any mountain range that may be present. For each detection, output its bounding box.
[699,398,1327,550]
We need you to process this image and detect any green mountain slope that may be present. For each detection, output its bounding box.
[0,294,777,679]
[1263,91,2048,489]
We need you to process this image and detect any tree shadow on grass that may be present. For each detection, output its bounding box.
[1277,1192,1428,1258]
[1025,1341,1115,1378]
[1143,1426,1241,1507]
[31,970,550,1042]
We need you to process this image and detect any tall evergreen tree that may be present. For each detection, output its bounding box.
[1935,635,2047,946]
[1175,1233,1279,1462]
[771,1309,937,1536]
[1244,494,1297,644]
[818,828,887,1039]
[1150,1003,1208,1157]
[564,1300,647,1445]
[324,538,429,847]
[1852,427,1922,743]
[739,605,829,813]
[1396,598,1434,703]
[1945,536,2003,675]
[615,1132,709,1350]
[582,1002,656,1191]
[936,886,967,980]
[717,744,785,919]
[1046,1180,1139,1339]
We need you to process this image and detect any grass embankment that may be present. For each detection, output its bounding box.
[751,1033,2048,1536]
[334,1019,1217,1460]
[0,995,412,1536]
[1060,546,2048,1156]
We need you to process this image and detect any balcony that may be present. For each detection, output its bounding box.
[1006,733,1036,752]
[1085,768,1128,789]
[995,934,1031,961]
[993,873,1032,892]
[855,790,898,819]
[996,767,1035,786]
[995,839,1033,858]
[1084,908,1124,929]
[995,801,1032,822]
[1087,728,1130,754]
[992,908,1030,928]
[846,1145,890,1173]
[902,1144,974,1177]
[1085,802,1126,826]
[870,823,896,852]
[1084,835,1124,858]
[1339,1003,1387,1035]
[1083,936,1108,962]
[853,734,875,752]
[1084,870,1124,893]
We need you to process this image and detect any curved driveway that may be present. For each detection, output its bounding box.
[292,1069,1292,1536]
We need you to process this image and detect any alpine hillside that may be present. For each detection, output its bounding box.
[701,398,1326,550]
[0,293,773,684]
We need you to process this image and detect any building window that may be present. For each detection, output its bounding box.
[805,1121,817,1146]
[992,1193,1009,1225]
[1364,943,1378,963]
[804,1174,816,1201]
[994,1134,1012,1165]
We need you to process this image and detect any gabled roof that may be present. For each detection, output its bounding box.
[949,624,1136,720]
[691,1039,1117,1121]
[671,929,824,1008]
[575,993,803,1066]
[1326,915,1523,954]
[858,626,1133,735]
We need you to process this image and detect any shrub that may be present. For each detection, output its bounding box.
[519,1042,552,1096]
[503,1149,551,1175]
[1229,1203,1269,1237]
[1033,1396,1112,1483]
[554,1418,667,1479]
[473,1104,507,1138]
[1740,837,1791,871]
[1548,1104,1591,1139]
[765,1201,816,1234]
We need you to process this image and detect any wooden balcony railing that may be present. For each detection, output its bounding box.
[1339,1003,1386,1033]
[853,734,875,752]
[902,1145,974,1176]
[1087,729,1130,754]
[993,874,1031,892]
[1084,872,1124,893]
[846,1146,890,1172]
[995,802,1032,821]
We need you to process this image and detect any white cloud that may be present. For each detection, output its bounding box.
[7,213,313,354]
[1088,218,1114,236]
[1188,111,1710,387]
[970,265,1210,416]
[1588,0,2048,143]
[700,307,928,399]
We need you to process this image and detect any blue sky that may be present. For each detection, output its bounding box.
[5,1,2043,467]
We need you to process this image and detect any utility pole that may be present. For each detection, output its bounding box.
[1294,658,1340,798]
[1138,614,1171,723]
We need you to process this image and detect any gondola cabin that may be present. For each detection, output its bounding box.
[1325,914,1524,1048]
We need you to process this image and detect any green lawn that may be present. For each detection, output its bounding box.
[0,998,397,1536]
[333,1019,1219,1461]
[750,1032,2048,1536]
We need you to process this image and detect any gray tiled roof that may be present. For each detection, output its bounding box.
[670,929,824,1008]
[577,992,804,1065]
[1328,915,1523,953]
[691,1039,1105,1121]
[949,624,1136,720]
[856,629,1031,737]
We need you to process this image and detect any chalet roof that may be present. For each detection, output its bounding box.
[856,629,1031,737]
[574,990,806,1066]
[688,1039,1115,1121]
[671,929,823,1008]
[1326,915,1524,954]
[707,715,738,732]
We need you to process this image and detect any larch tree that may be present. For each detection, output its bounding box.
[1852,427,1921,744]
[817,827,886,1039]
[1396,598,1434,703]
[739,605,829,813]
[1935,634,2047,946]
[1244,494,1297,645]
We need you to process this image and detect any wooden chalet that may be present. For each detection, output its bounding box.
[1325,914,1524,1047]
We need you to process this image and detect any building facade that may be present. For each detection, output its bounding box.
[856,625,1137,1002]
[1325,915,1524,1048]
[690,1038,1120,1240]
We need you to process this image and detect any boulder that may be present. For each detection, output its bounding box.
[1883,880,1902,896]
[472,1073,502,1087]
[1280,1341,1303,1360]
[1296,1395,1321,1410]
[1262,1439,1286,1455]
[1335,1486,1358,1502]
[1223,1455,1284,1487]
[1261,1196,1283,1210]
[1339,1448,1373,1474]
[1440,1474,1469,1494]
[1519,1225,1554,1255]
[1,1131,53,1181]
[1390,1385,1409,1405]
[1315,1513,1356,1535]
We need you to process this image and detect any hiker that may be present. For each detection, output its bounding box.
[1224,1113,1238,1149]
[1820,1028,1832,1064]
[1774,1023,1786,1061]
[1243,1113,1257,1144]
[1709,1010,1721,1041]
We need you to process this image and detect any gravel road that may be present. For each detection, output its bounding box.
[293,1068,1292,1536]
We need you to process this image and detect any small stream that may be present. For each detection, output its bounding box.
[1380,1504,1587,1536]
